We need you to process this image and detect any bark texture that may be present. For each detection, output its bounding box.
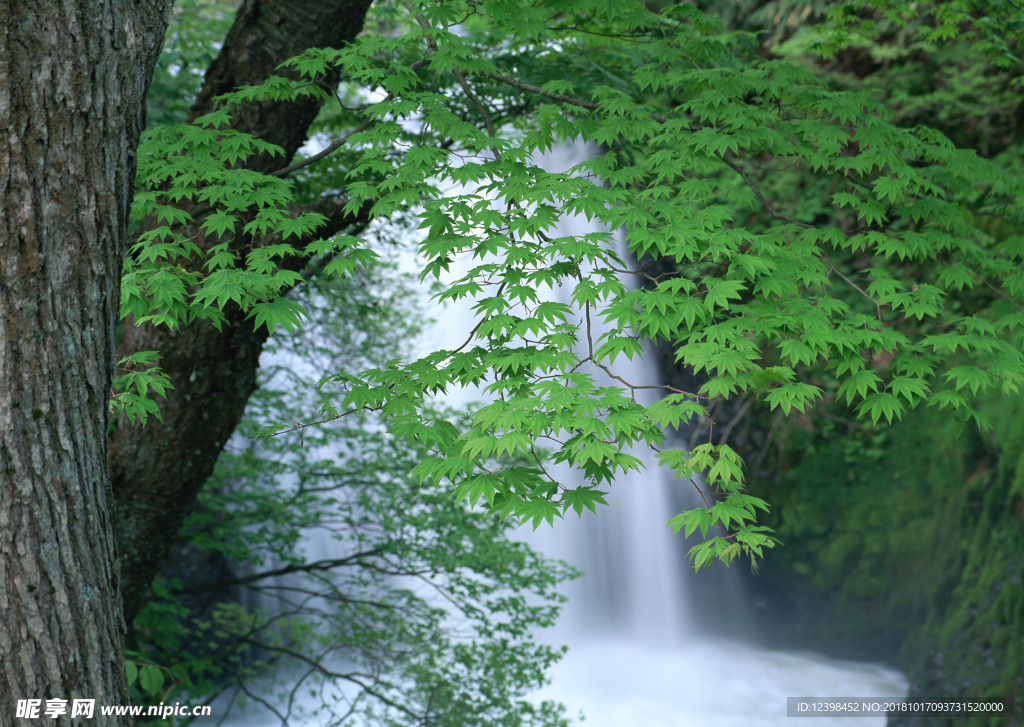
[110,0,374,623]
[0,0,172,722]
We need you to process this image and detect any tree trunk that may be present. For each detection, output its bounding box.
[0,0,171,722]
[110,0,374,624]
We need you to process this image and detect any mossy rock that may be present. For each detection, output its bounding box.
[744,396,1024,726]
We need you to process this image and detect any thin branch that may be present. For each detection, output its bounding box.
[480,69,670,125]
[972,268,1024,311]
[175,550,385,594]
[270,114,379,179]
[822,250,883,321]
[721,154,813,229]
[252,640,426,723]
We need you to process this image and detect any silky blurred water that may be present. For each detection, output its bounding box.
[416,140,908,725]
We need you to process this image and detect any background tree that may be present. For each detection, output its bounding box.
[125,265,574,725]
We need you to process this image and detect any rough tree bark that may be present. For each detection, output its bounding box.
[109,0,375,623]
[0,0,172,721]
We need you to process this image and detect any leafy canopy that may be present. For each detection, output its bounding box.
[124,0,1024,568]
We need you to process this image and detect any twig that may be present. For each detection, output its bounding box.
[721,154,813,230]
[270,114,379,178]
[480,69,671,126]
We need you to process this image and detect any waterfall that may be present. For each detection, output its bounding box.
[506,142,693,645]
[426,140,908,726]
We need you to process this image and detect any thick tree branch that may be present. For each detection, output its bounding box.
[110,0,374,624]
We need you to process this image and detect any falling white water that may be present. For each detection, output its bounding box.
[419,141,908,726]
